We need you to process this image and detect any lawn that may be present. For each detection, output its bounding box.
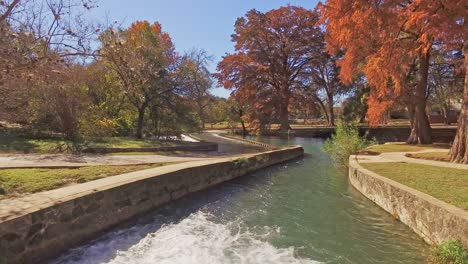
[87,137,183,148]
[406,151,451,162]
[0,163,171,198]
[360,162,468,210]
[0,132,66,153]
[0,128,186,154]
[365,143,450,154]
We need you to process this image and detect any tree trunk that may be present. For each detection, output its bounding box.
[442,104,450,125]
[136,101,149,139]
[238,109,247,136]
[450,41,468,164]
[279,95,291,132]
[327,94,335,127]
[407,51,432,144]
[313,96,329,125]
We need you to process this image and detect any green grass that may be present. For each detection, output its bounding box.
[0,133,67,153]
[360,162,468,210]
[87,137,183,148]
[406,152,451,162]
[431,240,468,264]
[108,151,190,156]
[366,143,450,154]
[0,163,172,197]
[0,129,187,154]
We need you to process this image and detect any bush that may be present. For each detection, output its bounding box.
[323,120,376,167]
[430,240,468,264]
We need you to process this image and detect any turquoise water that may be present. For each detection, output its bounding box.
[53,137,429,264]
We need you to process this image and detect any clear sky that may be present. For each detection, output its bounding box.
[91,0,320,97]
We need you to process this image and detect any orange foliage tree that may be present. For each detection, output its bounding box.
[215,6,323,133]
[319,0,467,162]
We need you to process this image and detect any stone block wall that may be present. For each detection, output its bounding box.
[0,146,303,264]
[349,158,468,248]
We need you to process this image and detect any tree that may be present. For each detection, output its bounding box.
[319,0,433,144]
[226,96,248,135]
[100,21,177,138]
[179,48,214,128]
[319,0,467,162]
[310,52,347,126]
[428,50,464,125]
[342,77,370,123]
[1,0,98,124]
[216,6,323,133]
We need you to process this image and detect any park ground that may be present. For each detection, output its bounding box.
[0,127,266,200]
[357,143,468,210]
[0,124,466,213]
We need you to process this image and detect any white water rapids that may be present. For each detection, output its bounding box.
[53,212,318,264]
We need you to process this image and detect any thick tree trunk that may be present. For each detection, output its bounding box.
[279,89,291,132]
[450,42,468,164]
[327,94,335,127]
[136,101,149,139]
[136,107,145,139]
[407,52,432,144]
[279,102,290,132]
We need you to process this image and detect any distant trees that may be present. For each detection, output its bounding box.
[0,1,215,143]
[309,53,347,126]
[179,48,214,128]
[216,6,324,132]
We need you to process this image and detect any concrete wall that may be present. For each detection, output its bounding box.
[0,146,303,264]
[348,158,468,247]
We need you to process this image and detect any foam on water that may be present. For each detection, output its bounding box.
[54,211,319,264]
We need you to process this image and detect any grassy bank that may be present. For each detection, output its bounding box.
[365,143,450,154]
[0,163,173,198]
[360,162,468,210]
[406,152,451,162]
[0,129,186,154]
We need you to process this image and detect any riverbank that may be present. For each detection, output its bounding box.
[348,156,468,248]
[0,146,303,264]
[51,137,431,264]
[237,126,458,143]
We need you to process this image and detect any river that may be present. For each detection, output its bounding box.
[52,137,429,264]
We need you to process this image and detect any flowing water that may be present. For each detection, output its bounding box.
[53,137,430,264]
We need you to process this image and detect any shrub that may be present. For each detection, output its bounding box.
[233,157,250,168]
[323,120,376,167]
[430,240,468,264]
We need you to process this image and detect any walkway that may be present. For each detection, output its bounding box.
[355,149,468,170]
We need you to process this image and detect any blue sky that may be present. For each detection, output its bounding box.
[92,0,320,97]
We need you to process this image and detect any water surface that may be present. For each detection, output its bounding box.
[53,137,429,264]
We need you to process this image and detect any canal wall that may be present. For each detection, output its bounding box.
[348,157,468,247]
[0,146,303,264]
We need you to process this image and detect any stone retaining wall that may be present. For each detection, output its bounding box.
[0,146,303,264]
[348,157,468,247]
